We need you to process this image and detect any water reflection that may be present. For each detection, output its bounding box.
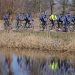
[0,54,75,75]
[11,54,31,75]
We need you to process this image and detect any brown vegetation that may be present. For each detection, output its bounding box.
[0,31,75,51]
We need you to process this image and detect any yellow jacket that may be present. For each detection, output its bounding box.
[49,14,57,21]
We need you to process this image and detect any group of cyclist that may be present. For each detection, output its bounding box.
[40,12,75,32]
[3,12,75,32]
[3,12,33,30]
[16,13,33,29]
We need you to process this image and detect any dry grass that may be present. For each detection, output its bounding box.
[0,30,75,51]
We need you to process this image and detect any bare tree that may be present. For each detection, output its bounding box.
[71,0,75,14]
[58,0,69,15]
[72,0,75,6]
[71,0,75,9]
[0,0,74,18]
[49,0,55,14]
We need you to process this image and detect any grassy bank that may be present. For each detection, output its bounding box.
[0,30,75,51]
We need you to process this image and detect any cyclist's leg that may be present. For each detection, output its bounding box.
[16,20,19,30]
[63,25,68,32]
[57,20,60,28]
[4,21,6,30]
[42,21,45,31]
[51,20,54,29]
[28,20,31,28]
[24,21,27,28]
[5,20,8,30]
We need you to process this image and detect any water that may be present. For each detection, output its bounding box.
[0,54,75,75]
[11,54,31,75]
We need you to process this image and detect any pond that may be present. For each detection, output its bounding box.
[0,53,75,75]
